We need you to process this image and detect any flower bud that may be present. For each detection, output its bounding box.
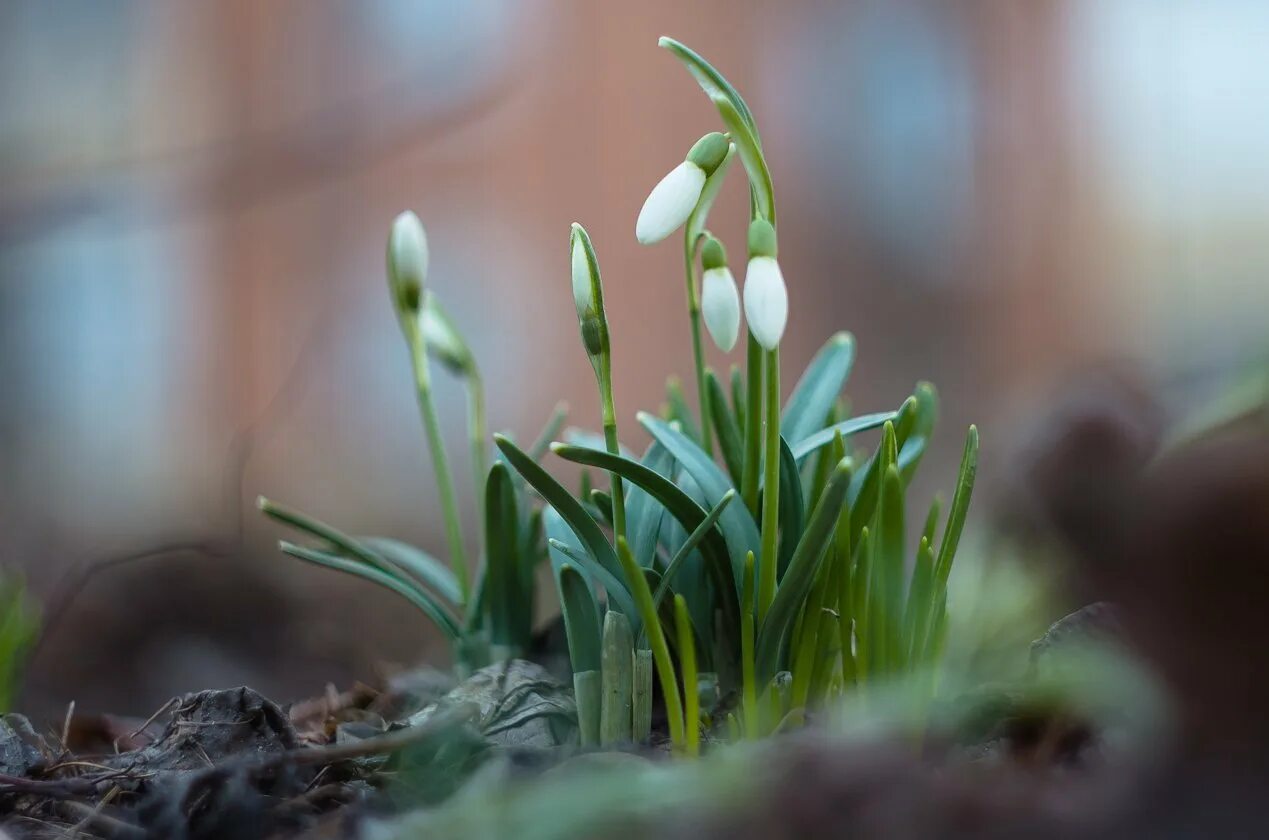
[699,235,740,352]
[635,132,729,245]
[420,291,474,375]
[743,220,787,350]
[570,222,608,359]
[387,210,428,316]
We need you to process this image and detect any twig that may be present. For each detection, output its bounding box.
[57,798,145,839]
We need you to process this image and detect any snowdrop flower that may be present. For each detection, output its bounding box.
[387,210,428,316]
[743,219,787,350]
[636,132,730,245]
[570,222,607,358]
[699,234,740,352]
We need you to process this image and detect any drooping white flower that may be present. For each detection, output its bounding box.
[635,132,730,245]
[387,211,428,313]
[743,220,787,350]
[699,234,740,352]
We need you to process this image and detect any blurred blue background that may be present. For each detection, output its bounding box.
[1,0,1265,716]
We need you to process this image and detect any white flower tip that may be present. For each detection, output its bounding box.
[388,210,428,288]
[744,256,788,350]
[636,161,705,245]
[701,266,741,352]
[570,227,594,317]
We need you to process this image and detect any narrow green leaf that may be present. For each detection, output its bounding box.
[706,369,745,487]
[665,376,701,442]
[528,401,569,461]
[730,365,746,438]
[875,464,906,674]
[652,490,735,609]
[556,564,601,674]
[782,333,856,445]
[625,441,673,567]
[789,411,897,463]
[600,610,634,745]
[483,462,518,649]
[495,434,636,622]
[712,95,775,223]
[754,459,851,685]
[278,541,460,639]
[638,412,761,585]
[904,537,935,663]
[658,37,759,138]
[356,537,461,606]
[775,436,805,579]
[934,425,979,587]
[899,382,939,483]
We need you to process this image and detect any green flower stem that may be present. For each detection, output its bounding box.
[684,236,713,456]
[616,537,685,753]
[741,335,763,514]
[597,354,628,544]
[466,366,489,526]
[740,551,759,740]
[673,595,701,755]
[756,348,781,622]
[410,337,470,604]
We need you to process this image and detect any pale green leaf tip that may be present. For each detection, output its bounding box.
[830,332,853,346]
[256,495,270,511]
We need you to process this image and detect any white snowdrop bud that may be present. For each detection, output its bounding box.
[387,210,428,315]
[699,235,740,352]
[743,219,787,350]
[570,223,607,358]
[635,132,729,245]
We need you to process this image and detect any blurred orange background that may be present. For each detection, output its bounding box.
[2,0,1265,717]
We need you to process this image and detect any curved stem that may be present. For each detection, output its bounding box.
[411,339,470,604]
[466,366,489,526]
[598,353,628,543]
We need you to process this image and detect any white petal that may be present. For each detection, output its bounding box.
[571,235,594,317]
[389,211,429,289]
[743,256,788,350]
[636,161,706,244]
[701,266,740,352]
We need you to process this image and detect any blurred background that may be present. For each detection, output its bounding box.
[1,0,1265,719]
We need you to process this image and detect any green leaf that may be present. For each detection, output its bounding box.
[483,462,519,649]
[775,436,805,579]
[259,498,442,603]
[625,442,673,567]
[658,37,759,138]
[754,459,852,684]
[789,410,896,463]
[637,413,761,586]
[874,464,907,674]
[934,425,979,587]
[706,369,745,487]
[556,564,601,674]
[899,382,939,483]
[782,333,856,446]
[356,537,461,606]
[665,376,701,442]
[494,435,637,622]
[652,490,735,609]
[551,443,739,614]
[278,541,461,640]
[712,95,775,224]
[730,365,746,438]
